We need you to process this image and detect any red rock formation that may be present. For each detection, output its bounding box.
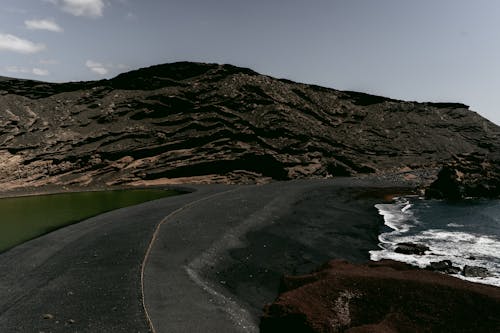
[261,259,500,332]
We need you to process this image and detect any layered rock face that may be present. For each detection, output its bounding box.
[425,153,500,199]
[260,260,500,333]
[0,62,499,188]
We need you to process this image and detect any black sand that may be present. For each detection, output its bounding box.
[0,178,414,332]
[143,178,414,332]
[207,184,410,319]
[0,185,229,333]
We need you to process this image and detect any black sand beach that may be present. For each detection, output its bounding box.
[199,182,411,320]
[0,178,415,332]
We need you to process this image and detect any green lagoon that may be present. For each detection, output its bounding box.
[0,189,178,253]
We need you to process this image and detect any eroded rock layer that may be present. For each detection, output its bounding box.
[0,62,499,188]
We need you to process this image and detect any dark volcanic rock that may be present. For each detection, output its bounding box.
[462,265,491,278]
[425,166,466,200]
[426,260,461,274]
[394,242,429,255]
[0,62,499,188]
[260,259,500,333]
[426,153,500,199]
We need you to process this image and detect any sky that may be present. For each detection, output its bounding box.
[0,0,499,125]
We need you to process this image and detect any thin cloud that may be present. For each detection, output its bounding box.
[32,68,50,76]
[4,66,49,76]
[0,34,46,54]
[39,59,60,65]
[25,19,63,32]
[48,0,105,18]
[5,66,30,74]
[86,60,109,75]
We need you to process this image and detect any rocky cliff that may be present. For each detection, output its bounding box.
[0,62,499,189]
[425,152,500,199]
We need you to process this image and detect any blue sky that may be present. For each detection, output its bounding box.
[0,0,499,125]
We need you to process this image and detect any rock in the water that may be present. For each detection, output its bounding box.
[426,260,461,274]
[394,242,429,255]
[462,265,491,278]
[261,259,500,333]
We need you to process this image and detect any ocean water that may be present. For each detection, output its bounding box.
[370,196,500,287]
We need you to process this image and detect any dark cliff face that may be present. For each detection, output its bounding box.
[425,152,500,199]
[0,61,499,188]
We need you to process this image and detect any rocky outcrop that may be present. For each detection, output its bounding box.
[462,265,491,278]
[260,259,500,333]
[0,62,499,189]
[425,260,461,274]
[394,242,429,255]
[425,153,500,199]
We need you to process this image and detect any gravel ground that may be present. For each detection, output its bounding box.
[0,178,415,332]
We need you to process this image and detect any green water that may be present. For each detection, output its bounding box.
[0,189,178,253]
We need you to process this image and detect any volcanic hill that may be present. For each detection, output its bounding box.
[0,62,498,189]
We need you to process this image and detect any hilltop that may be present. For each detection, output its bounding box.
[0,62,498,189]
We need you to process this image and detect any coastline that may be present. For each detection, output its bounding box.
[371,194,500,287]
[1,176,498,332]
[199,183,415,319]
[0,183,192,200]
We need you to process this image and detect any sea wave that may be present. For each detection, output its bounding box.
[370,197,500,287]
[374,197,417,234]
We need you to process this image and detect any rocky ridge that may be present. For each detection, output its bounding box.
[0,62,499,189]
[260,259,500,332]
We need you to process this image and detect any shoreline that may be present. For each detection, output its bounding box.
[197,183,417,320]
[2,177,498,332]
[0,183,228,333]
[0,186,185,254]
[371,195,500,287]
[0,183,193,200]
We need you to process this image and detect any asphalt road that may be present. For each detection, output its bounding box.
[0,178,409,333]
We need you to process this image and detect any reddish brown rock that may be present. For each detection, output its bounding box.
[261,259,500,333]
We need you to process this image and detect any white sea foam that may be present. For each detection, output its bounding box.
[446,223,465,228]
[374,198,416,233]
[371,199,500,287]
